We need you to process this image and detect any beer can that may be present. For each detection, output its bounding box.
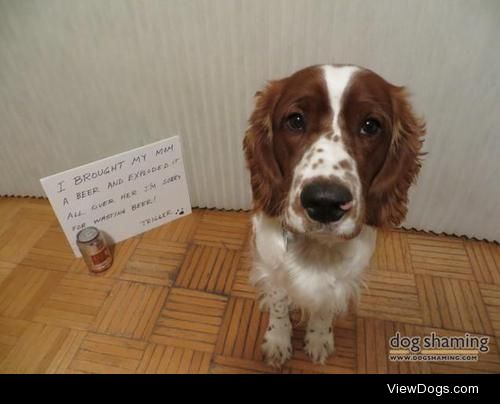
[76,227,113,273]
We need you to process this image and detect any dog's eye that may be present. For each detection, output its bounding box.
[286,113,306,132]
[360,118,382,136]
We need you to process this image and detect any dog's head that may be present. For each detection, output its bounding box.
[243,64,425,240]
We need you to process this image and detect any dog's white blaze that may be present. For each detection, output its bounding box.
[322,65,360,135]
[286,65,361,234]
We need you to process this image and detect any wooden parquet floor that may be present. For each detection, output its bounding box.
[0,197,499,374]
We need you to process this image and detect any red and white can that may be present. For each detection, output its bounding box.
[76,227,113,273]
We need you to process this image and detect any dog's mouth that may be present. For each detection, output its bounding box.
[310,215,358,236]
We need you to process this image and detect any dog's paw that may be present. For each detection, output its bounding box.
[304,330,334,364]
[262,329,292,368]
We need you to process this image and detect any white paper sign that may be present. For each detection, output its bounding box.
[40,136,192,257]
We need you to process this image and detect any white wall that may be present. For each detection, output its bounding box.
[1,0,499,241]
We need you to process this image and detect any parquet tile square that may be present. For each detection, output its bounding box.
[408,234,475,280]
[0,317,30,364]
[0,218,51,264]
[193,210,249,250]
[0,266,64,320]
[370,230,413,273]
[415,275,493,334]
[175,245,239,294]
[45,329,87,374]
[150,288,227,352]
[121,239,187,285]
[358,271,423,324]
[466,241,500,284]
[68,333,147,374]
[34,273,114,330]
[356,318,431,374]
[93,281,167,339]
[0,323,77,373]
[18,229,76,272]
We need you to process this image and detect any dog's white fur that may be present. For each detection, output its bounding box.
[251,213,376,365]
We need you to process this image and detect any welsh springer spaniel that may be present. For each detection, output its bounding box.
[243,64,425,367]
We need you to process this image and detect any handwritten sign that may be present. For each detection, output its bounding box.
[40,136,192,257]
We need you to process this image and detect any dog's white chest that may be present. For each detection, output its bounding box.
[251,213,377,313]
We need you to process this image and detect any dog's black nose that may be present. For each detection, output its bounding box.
[300,182,353,224]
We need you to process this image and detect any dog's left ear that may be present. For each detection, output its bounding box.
[243,80,285,216]
[366,86,426,227]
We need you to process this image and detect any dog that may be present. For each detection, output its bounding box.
[243,64,425,366]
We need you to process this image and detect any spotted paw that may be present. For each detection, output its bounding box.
[304,330,334,364]
[262,329,293,368]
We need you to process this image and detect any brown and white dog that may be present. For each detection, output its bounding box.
[243,64,425,367]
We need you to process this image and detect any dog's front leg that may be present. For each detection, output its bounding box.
[304,309,335,364]
[261,288,292,367]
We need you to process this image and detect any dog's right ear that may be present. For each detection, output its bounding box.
[366,85,426,227]
[243,80,285,216]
